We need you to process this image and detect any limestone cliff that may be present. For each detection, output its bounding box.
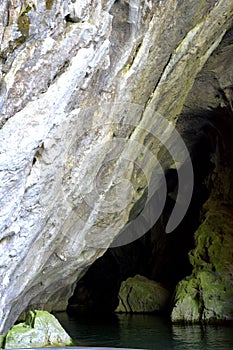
[0,0,233,333]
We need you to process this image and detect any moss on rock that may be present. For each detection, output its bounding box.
[17,5,32,42]
[46,0,54,10]
[189,209,233,272]
[4,310,73,349]
[200,270,233,321]
[116,275,170,313]
[172,206,233,323]
[171,276,201,322]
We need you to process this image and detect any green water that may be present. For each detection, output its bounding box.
[56,312,233,349]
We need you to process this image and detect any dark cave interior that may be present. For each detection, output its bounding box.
[67,25,233,319]
[68,105,233,316]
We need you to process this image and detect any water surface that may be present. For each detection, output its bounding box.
[56,312,233,350]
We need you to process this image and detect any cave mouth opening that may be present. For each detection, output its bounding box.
[67,107,230,317]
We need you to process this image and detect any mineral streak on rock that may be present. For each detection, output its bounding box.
[0,0,233,333]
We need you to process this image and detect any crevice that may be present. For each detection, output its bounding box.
[27,144,44,177]
[126,286,133,313]
[65,14,81,24]
[122,41,143,73]
[144,53,173,108]
[0,231,15,245]
[197,289,205,323]
[51,61,69,83]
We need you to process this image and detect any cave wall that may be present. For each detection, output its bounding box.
[172,26,233,322]
[0,0,233,333]
[172,107,233,322]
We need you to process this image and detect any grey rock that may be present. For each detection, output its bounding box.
[2,310,73,348]
[115,275,170,313]
[0,0,233,333]
[172,207,233,323]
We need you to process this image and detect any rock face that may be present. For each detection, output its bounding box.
[115,275,170,313]
[172,208,233,322]
[172,108,233,322]
[0,0,233,333]
[1,310,73,348]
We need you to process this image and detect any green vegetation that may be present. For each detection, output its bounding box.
[172,206,233,323]
[46,0,54,10]
[17,5,32,41]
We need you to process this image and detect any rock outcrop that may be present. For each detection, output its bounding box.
[115,275,170,313]
[0,0,233,333]
[172,107,233,322]
[172,206,233,322]
[1,310,73,348]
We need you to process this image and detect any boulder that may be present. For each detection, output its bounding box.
[115,275,170,313]
[2,310,73,348]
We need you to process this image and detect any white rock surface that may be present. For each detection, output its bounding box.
[0,0,233,333]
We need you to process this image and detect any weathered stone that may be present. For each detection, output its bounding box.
[2,310,73,348]
[172,207,233,323]
[172,81,233,323]
[115,275,170,313]
[0,0,233,333]
[171,277,200,323]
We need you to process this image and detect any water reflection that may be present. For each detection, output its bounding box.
[116,314,173,349]
[172,323,233,350]
[55,312,233,350]
[56,312,120,348]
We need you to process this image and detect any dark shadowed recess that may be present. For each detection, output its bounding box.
[68,105,233,316]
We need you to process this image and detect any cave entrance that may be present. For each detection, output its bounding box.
[67,109,223,315]
[67,26,233,320]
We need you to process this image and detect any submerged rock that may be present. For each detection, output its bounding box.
[2,310,73,348]
[115,275,170,313]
